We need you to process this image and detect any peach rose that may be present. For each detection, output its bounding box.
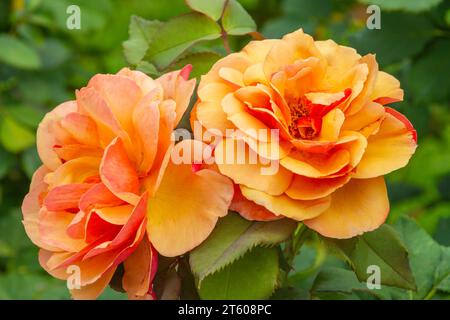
[192,29,417,238]
[22,66,233,299]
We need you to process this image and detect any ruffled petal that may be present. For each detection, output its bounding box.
[100,138,139,205]
[70,267,117,300]
[88,73,142,133]
[22,166,59,251]
[147,140,233,257]
[132,92,160,175]
[230,185,280,221]
[156,65,196,125]
[371,71,404,105]
[240,185,330,221]
[215,138,293,195]
[304,177,389,238]
[44,183,92,212]
[285,174,351,200]
[37,101,77,170]
[354,108,417,179]
[122,237,158,298]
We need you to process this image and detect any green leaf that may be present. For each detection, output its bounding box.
[144,12,221,70]
[349,12,433,66]
[0,272,70,299]
[311,267,369,299]
[6,105,45,129]
[310,267,408,300]
[358,0,443,13]
[0,116,35,153]
[136,61,160,77]
[170,51,222,78]
[409,39,450,103]
[185,0,227,21]
[262,0,331,38]
[0,147,14,179]
[325,224,416,290]
[199,246,279,299]
[190,213,296,283]
[0,35,41,70]
[21,147,41,179]
[222,0,257,35]
[123,15,163,66]
[394,217,450,299]
[446,9,450,26]
[37,39,70,69]
[270,286,309,300]
[97,287,127,300]
[435,247,450,293]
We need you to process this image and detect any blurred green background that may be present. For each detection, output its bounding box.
[0,0,449,299]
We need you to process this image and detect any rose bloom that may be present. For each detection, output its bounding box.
[22,66,233,299]
[192,29,417,238]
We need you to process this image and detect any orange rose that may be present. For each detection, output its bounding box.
[22,66,233,299]
[192,29,417,238]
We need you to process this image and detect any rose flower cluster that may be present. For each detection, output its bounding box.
[193,29,417,238]
[22,66,233,299]
[22,29,416,299]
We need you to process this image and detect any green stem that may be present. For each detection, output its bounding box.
[281,223,310,286]
[424,270,450,300]
[218,0,231,54]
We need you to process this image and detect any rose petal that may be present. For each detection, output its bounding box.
[156,65,196,125]
[122,237,158,298]
[303,177,389,238]
[100,137,139,205]
[215,138,293,195]
[285,174,351,200]
[37,101,77,170]
[240,185,330,221]
[230,184,281,221]
[354,108,417,179]
[147,140,233,257]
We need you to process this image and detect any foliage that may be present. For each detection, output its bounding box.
[0,0,449,299]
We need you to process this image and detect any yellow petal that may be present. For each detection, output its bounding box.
[44,157,101,188]
[280,148,350,178]
[147,140,233,257]
[215,138,293,195]
[346,54,378,115]
[240,185,330,221]
[342,101,385,133]
[286,174,351,200]
[319,108,345,141]
[371,71,404,105]
[219,67,245,87]
[95,205,134,225]
[264,29,323,82]
[70,266,117,300]
[230,185,280,221]
[354,109,417,179]
[304,177,389,238]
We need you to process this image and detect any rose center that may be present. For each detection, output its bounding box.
[288,98,315,140]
